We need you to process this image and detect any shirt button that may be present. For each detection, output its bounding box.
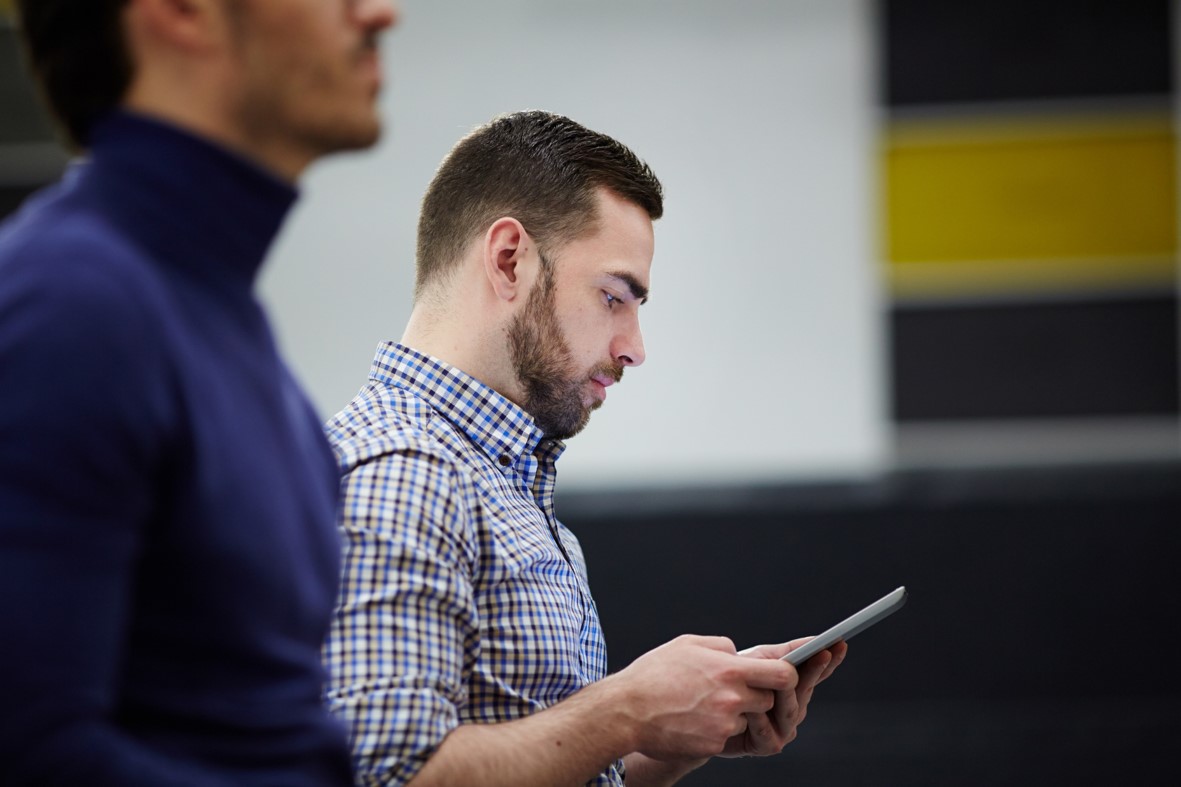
[498,455,512,467]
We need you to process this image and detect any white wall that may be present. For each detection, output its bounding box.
[260,0,886,489]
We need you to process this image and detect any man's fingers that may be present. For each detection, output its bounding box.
[738,637,814,661]
[816,641,848,683]
[771,686,800,731]
[729,685,777,717]
[688,634,739,654]
[754,687,776,714]
[797,650,833,687]
[791,640,847,687]
[742,710,780,752]
[735,655,798,691]
[730,713,750,737]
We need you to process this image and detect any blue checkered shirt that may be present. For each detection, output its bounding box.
[323,342,623,786]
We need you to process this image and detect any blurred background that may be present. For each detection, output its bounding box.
[2,0,1178,784]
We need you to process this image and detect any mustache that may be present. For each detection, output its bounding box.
[357,32,382,58]
[592,362,625,385]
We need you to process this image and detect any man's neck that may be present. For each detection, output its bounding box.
[120,92,310,184]
[401,302,525,411]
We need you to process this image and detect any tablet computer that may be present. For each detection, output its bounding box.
[781,586,908,666]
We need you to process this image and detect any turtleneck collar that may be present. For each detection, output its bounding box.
[77,109,298,290]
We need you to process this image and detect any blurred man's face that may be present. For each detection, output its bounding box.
[227,0,399,168]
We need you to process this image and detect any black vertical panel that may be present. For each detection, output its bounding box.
[1,27,65,224]
[891,297,1180,421]
[884,0,1173,106]
[0,27,58,144]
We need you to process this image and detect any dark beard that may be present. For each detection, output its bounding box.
[506,265,595,440]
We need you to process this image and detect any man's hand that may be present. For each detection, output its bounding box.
[610,634,797,762]
[718,638,848,758]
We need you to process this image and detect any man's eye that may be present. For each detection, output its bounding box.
[604,292,620,308]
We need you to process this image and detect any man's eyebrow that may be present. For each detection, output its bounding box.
[607,272,649,304]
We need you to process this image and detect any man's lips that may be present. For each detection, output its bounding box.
[589,374,615,403]
[357,46,383,94]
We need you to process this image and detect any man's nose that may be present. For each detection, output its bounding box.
[353,0,400,31]
[613,318,646,368]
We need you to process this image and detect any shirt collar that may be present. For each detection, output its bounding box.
[368,342,566,469]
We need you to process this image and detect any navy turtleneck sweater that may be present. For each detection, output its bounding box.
[0,112,352,785]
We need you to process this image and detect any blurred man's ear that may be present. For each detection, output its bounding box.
[125,0,231,56]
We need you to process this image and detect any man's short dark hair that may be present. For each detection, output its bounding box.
[16,0,133,148]
[415,110,664,296]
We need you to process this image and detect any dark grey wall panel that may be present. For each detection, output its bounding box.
[560,462,1181,786]
[0,27,57,144]
[891,296,1180,420]
[883,0,1173,106]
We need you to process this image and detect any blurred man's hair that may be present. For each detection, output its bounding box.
[415,110,664,297]
[16,0,132,148]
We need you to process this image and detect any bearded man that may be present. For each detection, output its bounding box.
[323,110,847,787]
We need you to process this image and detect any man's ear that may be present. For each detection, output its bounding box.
[126,0,229,54]
[482,217,535,303]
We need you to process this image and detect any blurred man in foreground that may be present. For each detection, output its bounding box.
[0,1,398,783]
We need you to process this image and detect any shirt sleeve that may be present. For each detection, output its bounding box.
[325,445,482,787]
[0,239,223,785]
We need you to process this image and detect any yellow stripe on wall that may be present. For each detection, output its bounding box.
[884,115,1176,269]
